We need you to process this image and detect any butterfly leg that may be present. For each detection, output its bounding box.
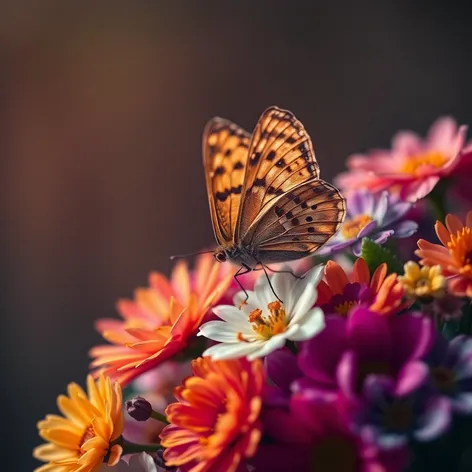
[263,265,304,280]
[260,264,284,304]
[234,264,252,305]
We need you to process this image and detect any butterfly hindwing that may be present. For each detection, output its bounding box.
[244,179,346,263]
[203,118,251,245]
[235,106,320,241]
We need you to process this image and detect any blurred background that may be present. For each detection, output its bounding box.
[2,0,472,469]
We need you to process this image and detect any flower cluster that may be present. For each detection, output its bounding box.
[34,115,472,472]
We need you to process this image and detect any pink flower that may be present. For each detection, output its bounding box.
[335,117,467,202]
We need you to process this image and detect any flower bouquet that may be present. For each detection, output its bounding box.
[34,111,472,472]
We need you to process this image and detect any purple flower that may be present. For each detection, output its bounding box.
[317,190,418,256]
[252,394,408,472]
[355,376,451,449]
[427,335,472,414]
[320,282,374,317]
[295,307,435,403]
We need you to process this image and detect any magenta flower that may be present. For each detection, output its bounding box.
[317,190,418,257]
[252,395,408,472]
[335,116,467,202]
[295,308,435,403]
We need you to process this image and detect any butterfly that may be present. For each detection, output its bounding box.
[203,106,346,300]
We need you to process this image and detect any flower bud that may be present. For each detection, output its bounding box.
[126,396,152,421]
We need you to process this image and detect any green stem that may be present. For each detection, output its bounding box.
[121,438,160,455]
[151,410,170,424]
[427,192,446,224]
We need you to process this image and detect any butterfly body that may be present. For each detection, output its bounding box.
[203,106,346,295]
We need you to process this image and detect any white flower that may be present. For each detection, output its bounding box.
[101,452,158,471]
[198,265,325,360]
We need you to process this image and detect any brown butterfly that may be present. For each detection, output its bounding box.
[202,106,346,299]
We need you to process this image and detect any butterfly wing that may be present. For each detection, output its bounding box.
[234,106,320,242]
[203,117,251,246]
[245,178,346,263]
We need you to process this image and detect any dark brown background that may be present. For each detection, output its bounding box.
[2,1,472,469]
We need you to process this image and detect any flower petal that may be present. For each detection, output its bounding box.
[289,308,325,341]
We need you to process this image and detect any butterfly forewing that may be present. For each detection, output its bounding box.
[235,106,320,241]
[203,118,251,246]
[245,179,346,263]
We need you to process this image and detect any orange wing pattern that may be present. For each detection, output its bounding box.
[245,179,346,262]
[235,106,320,241]
[203,118,250,246]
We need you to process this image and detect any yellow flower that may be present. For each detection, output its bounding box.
[398,261,446,299]
[33,374,124,472]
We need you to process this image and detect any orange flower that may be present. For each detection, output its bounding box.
[317,258,408,317]
[317,258,387,308]
[416,211,472,297]
[368,272,408,316]
[33,374,124,472]
[90,254,233,386]
[160,357,263,472]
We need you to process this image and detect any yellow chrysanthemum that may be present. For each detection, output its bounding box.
[33,374,124,472]
[398,261,446,299]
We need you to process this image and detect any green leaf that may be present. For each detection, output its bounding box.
[360,237,403,275]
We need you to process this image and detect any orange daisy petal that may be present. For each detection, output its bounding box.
[90,254,232,386]
[324,261,350,295]
[445,214,464,234]
[351,258,370,285]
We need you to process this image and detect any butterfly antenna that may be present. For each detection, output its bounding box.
[170,249,214,260]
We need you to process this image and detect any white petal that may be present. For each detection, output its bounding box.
[199,321,244,342]
[213,305,250,328]
[289,308,325,341]
[289,266,323,320]
[247,333,290,359]
[203,341,264,360]
[256,274,277,308]
[271,270,295,309]
[233,290,260,312]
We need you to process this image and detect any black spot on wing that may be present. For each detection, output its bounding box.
[250,152,261,166]
[214,166,225,176]
[233,161,244,170]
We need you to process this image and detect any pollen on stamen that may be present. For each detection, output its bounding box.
[267,301,282,312]
[237,332,249,342]
[248,308,264,324]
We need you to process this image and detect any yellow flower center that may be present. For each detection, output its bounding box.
[399,261,446,299]
[447,227,472,277]
[244,301,288,340]
[334,301,357,317]
[399,151,448,175]
[341,214,373,239]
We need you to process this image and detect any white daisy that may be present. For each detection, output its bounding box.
[198,265,325,360]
